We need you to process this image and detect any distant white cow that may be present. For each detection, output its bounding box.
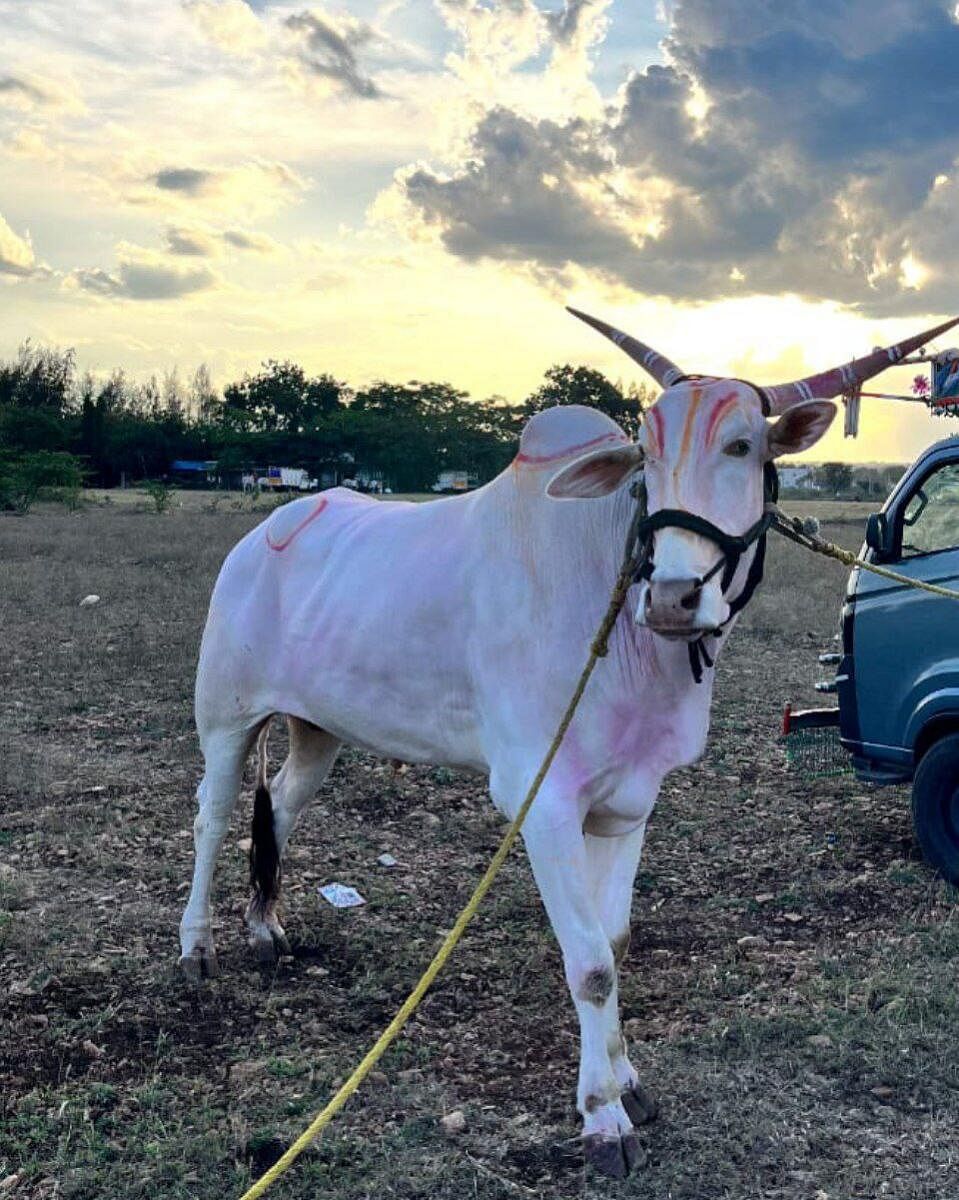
[179,310,958,1177]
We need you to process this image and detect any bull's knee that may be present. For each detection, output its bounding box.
[577,962,615,1007]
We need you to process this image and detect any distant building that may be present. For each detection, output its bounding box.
[432,470,476,493]
[778,464,818,492]
[171,459,219,486]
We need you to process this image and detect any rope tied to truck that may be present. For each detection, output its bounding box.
[768,507,959,601]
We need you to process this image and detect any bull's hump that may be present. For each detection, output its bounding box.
[515,405,628,469]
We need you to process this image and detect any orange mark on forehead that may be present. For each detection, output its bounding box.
[704,391,741,447]
[677,386,702,467]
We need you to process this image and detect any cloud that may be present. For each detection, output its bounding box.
[285,9,383,98]
[153,167,218,195]
[182,0,264,55]
[143,160,306,219]
[402,106,633,280]
[436,0,546,79]
[164,225,222,256]
[221,228,278,253]
[164,223,279,256]
[398,0,959,315]
[546,0,608,46]
[0,212,37,276]
[0,71,83,113]
[0,75,49,106]
[70,253,217,300]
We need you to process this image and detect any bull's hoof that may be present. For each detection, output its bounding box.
[179,947,218,982]
[251,929,291,964]
[621,1081,658,1126]
[582,1131,646,1178]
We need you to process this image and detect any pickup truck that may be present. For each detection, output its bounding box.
[796,435,959,884]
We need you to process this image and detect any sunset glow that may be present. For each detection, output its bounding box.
[3,0,959,463]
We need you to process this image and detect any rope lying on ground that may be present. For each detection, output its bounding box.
[769,508,959,601]
[236,537,641,1200]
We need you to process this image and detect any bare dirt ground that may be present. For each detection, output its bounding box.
[1,494,957,1200]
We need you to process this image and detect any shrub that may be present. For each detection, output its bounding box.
[0,451,85,514]
[143,479,174,514]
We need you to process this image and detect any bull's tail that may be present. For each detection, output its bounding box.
[249,720,280,916]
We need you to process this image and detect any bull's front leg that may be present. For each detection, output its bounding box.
[585,825,658,1126]
[522,814,645,1179]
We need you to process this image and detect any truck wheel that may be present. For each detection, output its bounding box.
[911,733,959,886]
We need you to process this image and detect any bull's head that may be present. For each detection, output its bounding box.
[548,308,959,640]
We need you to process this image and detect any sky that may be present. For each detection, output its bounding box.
[2,0,959,462]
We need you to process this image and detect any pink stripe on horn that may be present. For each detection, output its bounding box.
[765,315,959,413]
[567,307,687,390]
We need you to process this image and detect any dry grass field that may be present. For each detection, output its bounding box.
[1,493,957,1200]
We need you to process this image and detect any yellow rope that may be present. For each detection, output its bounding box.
[770,511,959,601]
[237,561,635,1200]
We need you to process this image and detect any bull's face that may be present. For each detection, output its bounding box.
[545,305,959,640]
[546,382,835,639]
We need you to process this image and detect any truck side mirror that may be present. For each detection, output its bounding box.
[865,512,889,559]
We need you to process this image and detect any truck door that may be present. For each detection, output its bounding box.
[852,456,959,763]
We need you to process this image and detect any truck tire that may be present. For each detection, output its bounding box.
[911,733,959,885]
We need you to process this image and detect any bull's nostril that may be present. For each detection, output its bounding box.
[680,584,702,611]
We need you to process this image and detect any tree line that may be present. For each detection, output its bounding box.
[0,342,649,502]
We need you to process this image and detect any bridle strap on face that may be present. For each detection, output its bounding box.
[633,507,774,593]
[631,462,779,683]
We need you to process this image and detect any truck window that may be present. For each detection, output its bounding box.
[900,463,959,557]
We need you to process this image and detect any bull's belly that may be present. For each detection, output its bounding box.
[208,627,489,771]
[276,683,488,772]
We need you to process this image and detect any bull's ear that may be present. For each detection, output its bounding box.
[546,444,643,500]
[766,400,836,458]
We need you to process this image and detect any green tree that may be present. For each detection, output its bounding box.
[816,462,854,496]
[222,361,345,433]
[0,342,76,415]
[524,364,647,438]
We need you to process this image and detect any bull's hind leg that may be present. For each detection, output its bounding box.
[246,716,341,962]
[179,724,261,981]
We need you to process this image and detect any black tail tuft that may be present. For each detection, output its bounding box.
[249,781,280,917]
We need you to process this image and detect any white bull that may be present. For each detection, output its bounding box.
[179,309,957,1178]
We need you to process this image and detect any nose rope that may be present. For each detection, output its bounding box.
[629,464,779,682]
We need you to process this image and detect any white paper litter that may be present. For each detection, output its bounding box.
[376,853,398,868]
[318,883,366,908]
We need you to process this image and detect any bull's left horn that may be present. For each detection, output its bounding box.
[764,315,959,414]
[567,307,687,390]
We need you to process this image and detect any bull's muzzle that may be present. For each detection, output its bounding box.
[639,576,726,639]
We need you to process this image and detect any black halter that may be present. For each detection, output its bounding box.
[631,462,780,683]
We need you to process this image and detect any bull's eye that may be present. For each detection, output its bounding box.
[724,438,751,458]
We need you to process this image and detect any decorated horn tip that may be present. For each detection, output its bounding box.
[566,305,687,390]
[764,313,959,412]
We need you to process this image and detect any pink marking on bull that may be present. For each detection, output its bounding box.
[515,430,627,466]
[704,392,739,448]
[647,407,664,456]
[265,498,328,552]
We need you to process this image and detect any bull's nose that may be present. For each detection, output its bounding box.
[644,578,704,631]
